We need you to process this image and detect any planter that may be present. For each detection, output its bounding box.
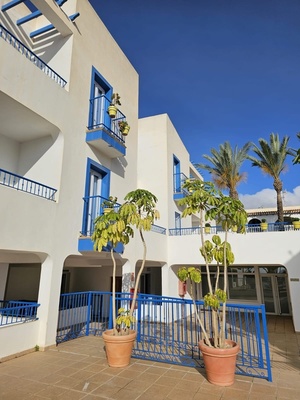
[102,329,136,367]
[121,126,130,136]
[107,105,117,118]
[260,222,268,231]
[199,339,240,386]
[292,221,300,230]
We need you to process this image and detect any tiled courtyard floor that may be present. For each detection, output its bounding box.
[0,316,299,399]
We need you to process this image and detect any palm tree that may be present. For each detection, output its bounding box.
[195,141,251,199]
[292,132,300,165]
[247,133,293,222]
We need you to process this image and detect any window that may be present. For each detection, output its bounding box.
[82,158,110,235]
[173,155,181,193]
[88,67,112,130]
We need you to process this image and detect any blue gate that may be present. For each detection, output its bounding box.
[57,292,272,382]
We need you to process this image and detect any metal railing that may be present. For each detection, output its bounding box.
[88,95,126,144]
[81,195,120,236]
[0,300,40,327]
[81,195,167,237]
[0,24,67,88]
[173,172,189,194]
[0,168,57,201]
[56,291,272,382]
[169,222,296,236]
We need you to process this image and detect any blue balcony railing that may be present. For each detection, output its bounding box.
[81,195,120,236]
[88,94,126,144]
[81,195,167,237]
[0,24,67,87]
[0,168,57,201]
[169,222,294,236]
[173,172,189,194]
[0,300,40,327]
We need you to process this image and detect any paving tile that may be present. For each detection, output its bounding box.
[0,316,300,399]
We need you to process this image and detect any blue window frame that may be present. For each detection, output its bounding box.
[82,158,110,236]
[173,155,181,193]
[88,67,112,130]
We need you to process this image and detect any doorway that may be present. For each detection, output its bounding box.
[260,267,291,315]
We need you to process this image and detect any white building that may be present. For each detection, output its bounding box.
[0,0,299,361]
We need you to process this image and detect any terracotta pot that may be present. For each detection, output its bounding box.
[199,339,239,386]
[102,329,136,367]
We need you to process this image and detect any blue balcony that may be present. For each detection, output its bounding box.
[0,168,57,201]
[173,172,190,201]
[86,95,127,158]
[78,196,167,252]
[0,24,67,88]
[78,195,123,253]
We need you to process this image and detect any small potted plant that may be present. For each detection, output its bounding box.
[102,196,118,214]
[92,189,159,367]
[260,218,268,231]
[292,217,300,230]
[177,180,247,386]
[204,222,211,234]
[107,93,121,118]
[118,120,130,136]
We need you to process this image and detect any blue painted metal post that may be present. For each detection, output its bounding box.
[86,292,92,336]
[108,294,113,329]
[261,305,272,382]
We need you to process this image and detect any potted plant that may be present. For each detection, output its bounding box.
[177,180,247,386]
[204,223,211,234]
[102,196,118,214]
[92,189,159,367]
[260,218,268,231]
[292,217,300,230]
[118,120,130,136]
[107,93,121,118]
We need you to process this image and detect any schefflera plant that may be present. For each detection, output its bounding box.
[177,180,247,349]
[92,189,159,335]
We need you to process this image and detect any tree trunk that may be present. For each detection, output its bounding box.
[273,179,283,222]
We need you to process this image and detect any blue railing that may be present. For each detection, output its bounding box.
[88,94,126,144]
[81,195,166,237]
[0,168,57,201]
[173,172,189,194]
[0,300,40,327]
[81,195,121,236]
[56,291,272,382]
[0,24,67,87]
[169,222,295,236]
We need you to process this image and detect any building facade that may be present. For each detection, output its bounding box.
[0,0,300,361]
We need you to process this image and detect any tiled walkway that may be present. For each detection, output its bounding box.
[0,316,299,399]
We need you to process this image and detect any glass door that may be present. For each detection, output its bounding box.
[88,170,102,235]
[261,274,291,315]
[93,82,105,128]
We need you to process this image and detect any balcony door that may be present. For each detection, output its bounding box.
[83,159,110,236]
[88,169,103,235]
[89,67,112,130]
[93,82,105,128]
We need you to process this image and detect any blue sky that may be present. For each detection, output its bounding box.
[91,0,300,208]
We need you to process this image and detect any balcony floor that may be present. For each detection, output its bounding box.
[0,316,299,399]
